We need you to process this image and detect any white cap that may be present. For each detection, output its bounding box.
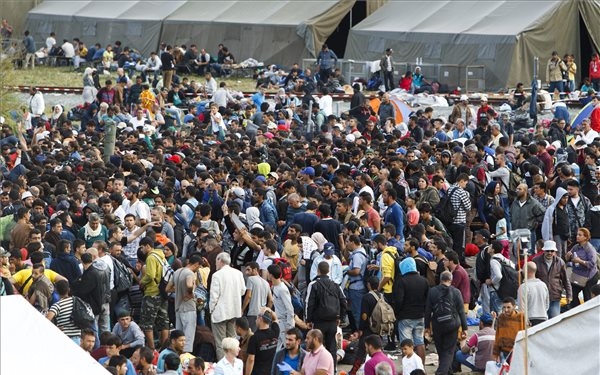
[480,95,488,102]
[22,191,33,200]
[460,94,468,101]
[345,134,356,142]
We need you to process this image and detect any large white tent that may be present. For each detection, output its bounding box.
[26,0,356,65]
[0,295,110,375]
[345,0,600,90]
[509,297,600,375]
[160,0,356,67]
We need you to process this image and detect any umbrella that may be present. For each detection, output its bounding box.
[571,101,594,129]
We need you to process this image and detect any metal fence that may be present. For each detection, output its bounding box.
[302,58,486,91]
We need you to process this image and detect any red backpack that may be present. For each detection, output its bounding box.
[269,257,293,282]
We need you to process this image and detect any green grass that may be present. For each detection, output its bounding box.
[3,65,262,92]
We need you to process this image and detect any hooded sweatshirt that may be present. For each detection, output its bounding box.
[393,257,429,319]
[541,187,570,241]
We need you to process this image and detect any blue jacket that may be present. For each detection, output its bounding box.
[50,252,82,284]
[384,202,405,241]
[259,200,278,230]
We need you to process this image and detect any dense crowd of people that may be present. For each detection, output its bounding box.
[2,23,600,375]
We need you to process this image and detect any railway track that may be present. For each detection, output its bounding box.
[9,85,585,107]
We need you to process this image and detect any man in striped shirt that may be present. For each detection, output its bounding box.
[448,173,472,266]
[47,279,81,344]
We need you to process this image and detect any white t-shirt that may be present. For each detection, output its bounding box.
[46,37,56,50]
[402,353,424,375]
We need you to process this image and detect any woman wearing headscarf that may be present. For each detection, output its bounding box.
[245,207,264,231]
[541,187,570,258]
[82,67,98,104]
[416,176,440,209]
[50,104,67,129]
[477,181,503,232]
[296,235,319,292]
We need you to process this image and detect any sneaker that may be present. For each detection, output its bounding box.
[383,342,396,352]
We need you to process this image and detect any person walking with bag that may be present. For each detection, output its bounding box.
[424,271,467,375]
[565,228,599,307]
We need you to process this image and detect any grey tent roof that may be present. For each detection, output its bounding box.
[345,0,599,90]
[117,1,188,21]
[28,0,91,19]
[352,0,563,43]
[26,0,354,64]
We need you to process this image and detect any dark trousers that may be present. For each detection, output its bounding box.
[448,223,466,263]
[384,293,397,345]
[433,327,459,375]
[319,67,332,83]
[570,272,600,308]
[314,321,338,365]
[383,70,394,92]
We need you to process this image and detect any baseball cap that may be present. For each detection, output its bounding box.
[475,229,491,241]
[396,147,407,155]
[254,175,266,183]
[300,167,315,176]
[231,187,245,199]
[268,172,279,180]
[0,247,10,257]
[21,191,33,200]
[480,312,494,324]
[324,243,335,256]
[460,94,469,101]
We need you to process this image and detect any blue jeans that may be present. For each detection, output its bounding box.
[590,238,600,254]
[548,81,564,98]
[347,288,367,330]
[490,289,503,315]
[455,349,478,371]
[127,258,137,268]
[397,318,425,346]
[547,300,561,319]
[197,308,206,326]
[91,320,100,350]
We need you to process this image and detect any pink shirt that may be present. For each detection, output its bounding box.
[302,345,334,375]
[364,351,396,375]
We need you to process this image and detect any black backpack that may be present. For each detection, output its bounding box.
[184,233,199,259]
[432,286,460,333]
[384,250,402,284]
[434,187,460,226]
[150,253,174,300]
[317,278,341,321]
[475,247,491,283]
[111,256,133,294]
[494,258,519,299]
[70,296,95,329]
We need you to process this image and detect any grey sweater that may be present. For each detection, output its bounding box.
[517,278,549,321]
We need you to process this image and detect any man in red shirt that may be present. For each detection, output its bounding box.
[589,53,600,91]
[590,95,600,133]
[363,335,396,375]
[445,250,471,313]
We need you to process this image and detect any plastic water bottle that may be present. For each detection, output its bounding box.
[573,251,579,268]
[571,162,580,180]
